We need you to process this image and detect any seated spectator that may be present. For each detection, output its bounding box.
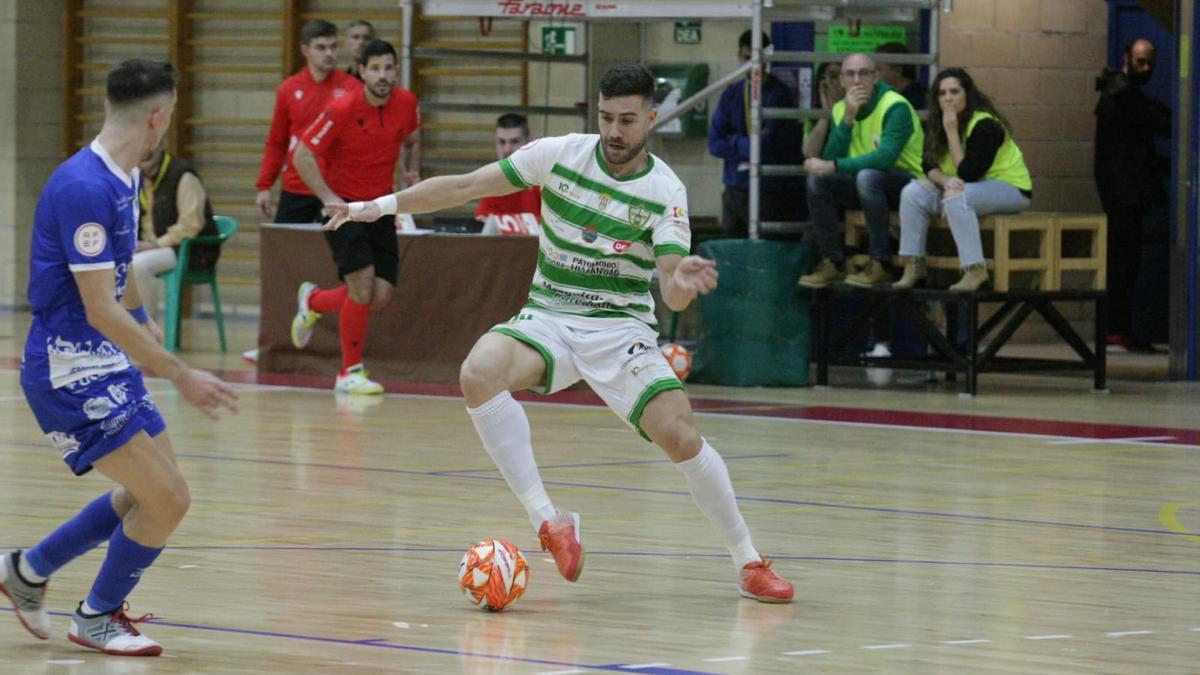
[798,52,924,288]
[133,142,220,321]
[893,67,1032,291]
[802,61,844,159]
[875,42,927,111]
[477,113,541,234]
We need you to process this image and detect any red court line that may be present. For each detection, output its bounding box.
[4,357,1195,447]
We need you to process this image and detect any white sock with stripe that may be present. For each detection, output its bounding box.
[674,439,760,569]
[467,391,557,531]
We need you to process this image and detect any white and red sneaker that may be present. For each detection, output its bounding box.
[538,511,585,582]
[68,602,162,656]
[739,558,794,603]
[0,550,51,639]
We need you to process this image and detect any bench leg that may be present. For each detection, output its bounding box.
[966,297,979,396]
[1095,293,1108,392]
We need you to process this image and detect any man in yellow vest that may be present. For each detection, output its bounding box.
[798,52,924,287]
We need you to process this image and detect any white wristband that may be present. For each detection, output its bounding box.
[372,193,398,216]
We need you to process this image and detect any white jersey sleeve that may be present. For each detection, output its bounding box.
[498,135,570,189]
[652,185,691,258]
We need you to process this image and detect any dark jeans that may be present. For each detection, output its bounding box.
[807,168,910,262]
[1105,207,1146,337]
[721,187,800,239]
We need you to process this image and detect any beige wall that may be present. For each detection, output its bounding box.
[941,0,1108,213]
[0,0,64,312]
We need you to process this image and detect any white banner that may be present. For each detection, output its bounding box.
[418,0,759,19]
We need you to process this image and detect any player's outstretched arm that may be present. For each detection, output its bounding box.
[324,161,521,231]
[75,269,238,419]
[657,254,719,312]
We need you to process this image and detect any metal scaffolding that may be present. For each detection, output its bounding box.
[407,0,949,237]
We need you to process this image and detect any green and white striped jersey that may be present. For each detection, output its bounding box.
[499,133,691,328]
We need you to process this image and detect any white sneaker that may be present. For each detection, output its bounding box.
[335,364,384,395]
[0,550,51,639]
[68,602,162,656]
[864,342,892,358]
[290,281,321,349]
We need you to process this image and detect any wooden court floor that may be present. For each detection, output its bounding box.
[0,322,1198,673]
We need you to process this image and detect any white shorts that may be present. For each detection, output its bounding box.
[491,307,683,440]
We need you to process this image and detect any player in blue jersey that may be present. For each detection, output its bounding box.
[0,59,237,656]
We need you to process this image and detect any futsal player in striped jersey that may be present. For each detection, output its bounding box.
[325,63,793,603]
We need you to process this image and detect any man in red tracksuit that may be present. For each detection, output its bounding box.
[255,19,359,224]
[290,39,422,394]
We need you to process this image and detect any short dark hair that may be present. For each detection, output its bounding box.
[107,59,176,107]
[875,41,917,80]
[496,113,530,136]
[599,62,654,100]
[360,39,397,66]
[347,19,375,35]
[301,19,337,45]
[738,30,771,51]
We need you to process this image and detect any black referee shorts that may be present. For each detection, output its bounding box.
[322,215,399,284]
[274,191,325,224]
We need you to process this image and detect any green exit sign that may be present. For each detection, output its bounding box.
[674,20,701,45]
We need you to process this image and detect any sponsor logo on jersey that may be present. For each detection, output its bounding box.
[74,223,106,257]
[582,226,599,243]
[46,431,82,458]
[83,396,118,420]
[294,90,304,100]
[628,204,651,229]
[613,240,632,253]
[672,206,687,219]
[598,194,611,210]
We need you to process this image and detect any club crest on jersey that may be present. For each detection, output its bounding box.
[582,226,599,243]
[628,204,651,229]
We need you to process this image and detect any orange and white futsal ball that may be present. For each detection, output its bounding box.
[660,342,692,381]
[458,538,529,612]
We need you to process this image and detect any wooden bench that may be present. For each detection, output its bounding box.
[843,211,1106,291]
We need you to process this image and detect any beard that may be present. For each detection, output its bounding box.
[601,138,645,167]
[1129,70,1152,86]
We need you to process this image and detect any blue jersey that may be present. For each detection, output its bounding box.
[22,140,141,391]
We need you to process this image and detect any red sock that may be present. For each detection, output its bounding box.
[339,296,371,372]
[309,285,348,313]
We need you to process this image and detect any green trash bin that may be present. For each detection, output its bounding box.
[689,239,813,387]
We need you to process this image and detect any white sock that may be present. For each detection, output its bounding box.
[79,600,102,616]
[674,439,760,570]
[17,553,46,583]
[467,391,556,531]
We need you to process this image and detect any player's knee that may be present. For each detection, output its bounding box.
[349,286,373,305]
[654,416,702,460]
[146,478,191,526]
[459,356,500,402]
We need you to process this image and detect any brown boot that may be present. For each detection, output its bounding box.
[891,256,927,289]
[845,259,892,287]
[949,263,989,292]
[798,259,845,288]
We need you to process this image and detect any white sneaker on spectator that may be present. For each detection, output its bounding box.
[864,342,892,358]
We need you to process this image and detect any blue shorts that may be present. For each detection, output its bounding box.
[22,368,166,476]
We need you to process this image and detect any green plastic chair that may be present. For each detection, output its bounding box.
[158,215,238,353]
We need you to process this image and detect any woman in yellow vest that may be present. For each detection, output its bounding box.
[894,67,1033,291]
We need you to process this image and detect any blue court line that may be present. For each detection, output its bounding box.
[0,608,718,674]
[435,452,790,474]
[6,544,1186,576]
[171,452,1196,540]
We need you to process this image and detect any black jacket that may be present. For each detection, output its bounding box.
[1093,67,1171,212]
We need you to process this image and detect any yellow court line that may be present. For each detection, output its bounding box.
[1158,502,1200,545]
